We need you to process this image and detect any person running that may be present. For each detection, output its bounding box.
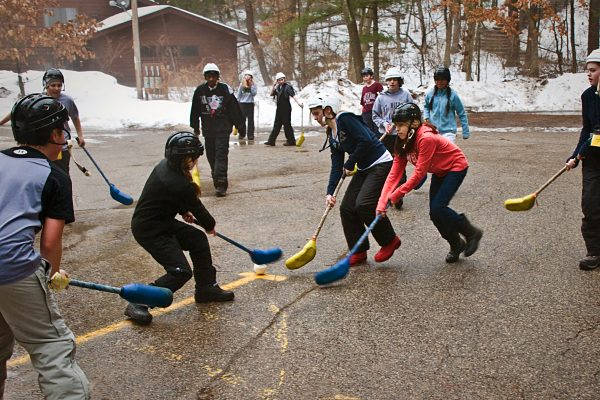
[565,48,600,271]
[0,94,90,399]
[423,66,470,143]
[308,94,401,266]
[265,72,303,146]
[372,67,414,208]
[125,132,234,325]
[360,67,383,135]
[190,63,243,197]
[0,68,86,175]
[377,103,482,263]
[236,70,257,141]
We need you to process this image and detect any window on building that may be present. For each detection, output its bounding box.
[180,46,199,57]
[141,45,157,58]
[44,8,77,27]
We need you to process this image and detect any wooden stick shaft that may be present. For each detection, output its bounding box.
[534,166,567,196]
[312,175,346,239]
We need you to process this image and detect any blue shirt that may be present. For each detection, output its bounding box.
[423,87,470,138]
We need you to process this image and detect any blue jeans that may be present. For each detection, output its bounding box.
[429,168,468,240]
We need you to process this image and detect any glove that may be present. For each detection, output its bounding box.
[48,270,70,291]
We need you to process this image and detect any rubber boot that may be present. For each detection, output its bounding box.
[579,255,600,271]
[458,215,483,257]
[374,236,401,262]
[195,284,234,303]
[349,251,367,266]
[124,303,153,325]
[445,232,466,263]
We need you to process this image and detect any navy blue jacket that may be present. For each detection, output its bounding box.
[326,112,388,195]
[570,85,600,163]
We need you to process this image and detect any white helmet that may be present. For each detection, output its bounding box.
[586,49,600,64]
[384,67,403,81]
[307,96,323,110]
[241,69,253,78]
[321,94,341,115]
[203,63,220,75]
[275,72,286,80]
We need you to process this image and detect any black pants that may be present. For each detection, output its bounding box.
[340,161,397,252]
[361,110,378,135]
[204,134,230,191]
[381,134,407,186]
[582,156,600,256]
[267,105,295,144]
[52,149,70,175]
[133,221,216,293]
[239,103,255,139]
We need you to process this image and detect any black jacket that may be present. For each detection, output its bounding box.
[570,85,600,162]
[131,159,215,237]
[190,82,243,136]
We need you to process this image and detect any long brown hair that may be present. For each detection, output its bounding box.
[181,157,201,197]
[393,120,438,157]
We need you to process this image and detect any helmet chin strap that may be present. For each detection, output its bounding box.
[49,139,68,146]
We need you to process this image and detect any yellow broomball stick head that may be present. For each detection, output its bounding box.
[232,126,238,136]
[285,239,317,269]
[296,132,305,147]
[504,193,536,211]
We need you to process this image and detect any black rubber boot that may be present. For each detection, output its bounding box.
[445,233,466,263]
[124,303,153,325]
[195,284,235,303]
[458,215,483,257]
[579,255,600,271]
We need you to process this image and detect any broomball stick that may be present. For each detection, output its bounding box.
[285,174,348,270]
[314,212,384,286]
[81,146,134,206]
[504,166,567,211]
[69,279,173,308]
[296,104,305,147]
[66,139,90,176]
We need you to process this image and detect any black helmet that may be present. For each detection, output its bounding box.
[392,103,421,124]
[433,66,451,82]
[165,131,204,165]
[11,93,68,145]
[360,67,374,76]
[42,68,65,88]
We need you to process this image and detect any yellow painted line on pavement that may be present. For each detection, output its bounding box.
[8,272,287,368]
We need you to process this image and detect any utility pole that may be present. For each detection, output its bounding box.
[131,0,143,99]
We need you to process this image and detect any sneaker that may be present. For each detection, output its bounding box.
[283,141,296,146]
[124,303,153,325]
[579,255,600,271]
[264,141,275,146]
[374,236,401,262]
[445,238,466,263]
[195,284,235,303]
[349,251,367,266]
[215,189,227,197]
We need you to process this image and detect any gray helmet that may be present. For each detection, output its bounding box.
[42,68,65,88]
[165,131,204,161]
[360,67,374,76]
[11,93,68,145]
[392,103,421,124]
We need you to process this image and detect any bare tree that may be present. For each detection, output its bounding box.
[244,0,270,83]
[341,0,364,82]
[590,0,600,54]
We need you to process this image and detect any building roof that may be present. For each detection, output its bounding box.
[97,5,249,43]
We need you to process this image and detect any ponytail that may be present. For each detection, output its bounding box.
[445,85,452,115]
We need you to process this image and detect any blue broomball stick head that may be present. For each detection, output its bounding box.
[109,184,134,205]
[250,247,283,264]
[314,256,350,285]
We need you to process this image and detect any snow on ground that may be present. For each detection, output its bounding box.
[0,66,590,132]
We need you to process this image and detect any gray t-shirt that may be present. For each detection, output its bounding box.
[56,93,79,140]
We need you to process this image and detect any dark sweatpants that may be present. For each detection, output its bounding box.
[381,134,407,186]
[429,168,468,241]
[361,110,378,135]
[582,156,600,256]
[340,161,396,252]
[204,134,230,191]
[239,103,255,139]
[267,105,295,144]
[133,220,216,293]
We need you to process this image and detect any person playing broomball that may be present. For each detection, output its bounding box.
[565,48,600,271]
[125,132,234,325]
[0,94,90,399]
[376,103,483,263]
[308,95,401,267]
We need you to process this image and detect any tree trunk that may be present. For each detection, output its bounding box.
[525,7,540,77]
[16,61,25,98]
[589,0,600,54]
[570,0,577,72]
[464,16,476,80]
[443,5,453,66]
[372,2,380,80]
[506,0,520,68]
[298,0,309,87]
[244,0,270,84]
[416,0,427,84]
[341,0,364,82]
[451,1,461,54]
[282,0,296,81]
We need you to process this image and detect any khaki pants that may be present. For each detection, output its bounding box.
[0,265,89,400]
